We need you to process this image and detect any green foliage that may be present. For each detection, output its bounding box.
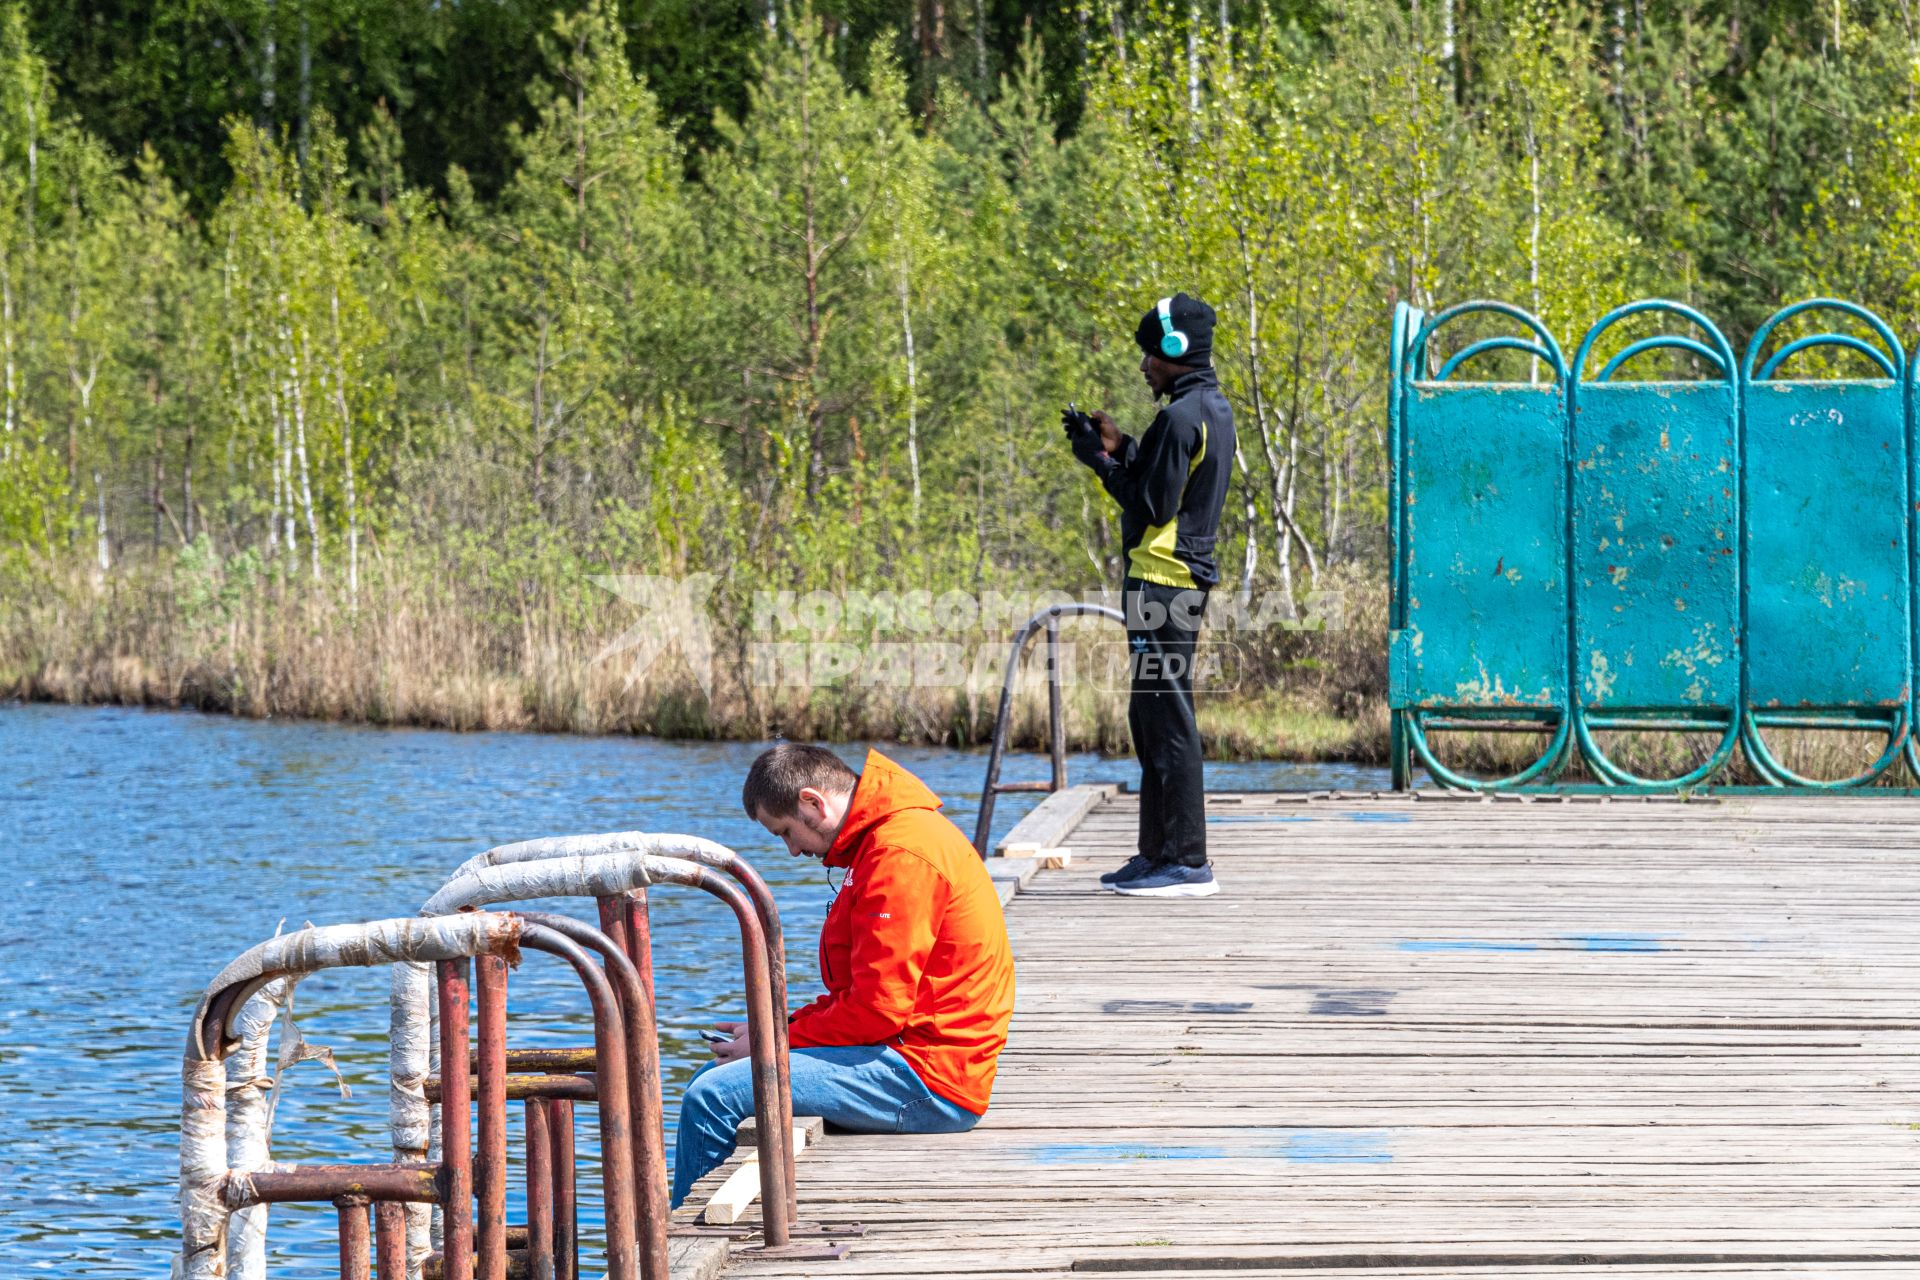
[0,430,67,555]
[172,533,263,633]
[1,0,1916,635]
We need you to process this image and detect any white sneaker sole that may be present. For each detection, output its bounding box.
[1111,879,1220,898]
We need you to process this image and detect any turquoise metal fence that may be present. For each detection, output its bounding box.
[1388,297,1918,791]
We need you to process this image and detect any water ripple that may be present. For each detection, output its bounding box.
[0,702,1381,1276]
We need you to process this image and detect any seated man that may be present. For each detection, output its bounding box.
[671,743,1017,1208]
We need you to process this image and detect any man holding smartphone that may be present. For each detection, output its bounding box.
[669,743,1015,1208]
[1063,292,1235,898]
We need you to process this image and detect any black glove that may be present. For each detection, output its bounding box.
[1062,407,1106,468]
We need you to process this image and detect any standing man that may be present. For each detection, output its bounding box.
[1064,292,1235,898]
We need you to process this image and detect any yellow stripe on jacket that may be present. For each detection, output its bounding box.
[1127,421,1207,588]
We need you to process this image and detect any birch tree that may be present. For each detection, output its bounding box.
[700,6,910,532]
[486,0,691,526]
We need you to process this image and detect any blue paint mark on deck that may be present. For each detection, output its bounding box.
[1397,935,1670,953]
[1028,1129,1392,1165]
[1277,1130,1393,1162]
[1310,988,1396,1016]
[1346,812,1412,823]
[1102,999,1254,1016]
[1561,932,1668,952]
[1207,814,1315,823]
[1028,1143,1231,1162]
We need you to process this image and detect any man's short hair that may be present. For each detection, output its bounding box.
[742,743,858,820]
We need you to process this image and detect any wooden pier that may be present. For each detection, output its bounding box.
[679,789,1920,1277]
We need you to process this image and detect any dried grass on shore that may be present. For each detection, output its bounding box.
[0,551,1378,759]
[4,552,1908,784]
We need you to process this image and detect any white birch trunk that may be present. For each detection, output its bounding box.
[221,245,258,549]
[1281,425,1316,588]
[1527,114,1542,385]
[1407,34,1431,309]
[1235,449,1258,607]
[1236,230,1310,611]
[93,468,108,571]
[1328,433,1347,565]
[328,288,358,605]
[973,0,987,89]
[267,359,287,559]
[297,0,311,161]
[282,314,320,579]
[260,0,277,116]
[1,248,14,448]
[1187,1,1202,132]
[896,256,921,525]
[23,79,37,250]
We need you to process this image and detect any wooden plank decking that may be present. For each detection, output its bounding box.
[683,790,1920,1278]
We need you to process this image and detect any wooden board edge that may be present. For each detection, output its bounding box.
[701,1120,820,1224]
[994,784,1118,856]
[666,1235,729,1280]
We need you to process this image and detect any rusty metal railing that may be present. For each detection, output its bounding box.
[182,834,855,1279]
[421,837,797,1237]
[399,835,858,1267]
[177,913,639,1280]
[973,602,1125,855]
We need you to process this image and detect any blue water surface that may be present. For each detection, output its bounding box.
[0,703,1383,1276]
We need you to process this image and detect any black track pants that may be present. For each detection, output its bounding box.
[1124,578,1209,868]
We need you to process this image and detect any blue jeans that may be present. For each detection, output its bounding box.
[671,1045,980,1207]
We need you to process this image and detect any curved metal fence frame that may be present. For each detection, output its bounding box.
[1392,300,1574,791]
[1739,300,1912,788]
[1389,295,1920,792]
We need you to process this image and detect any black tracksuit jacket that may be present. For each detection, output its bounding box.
[1090,366,1237,591]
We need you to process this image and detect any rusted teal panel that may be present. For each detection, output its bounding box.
[1389,296,1920,791]
[1399,383,1566,710]
[1745,380,1910,709]
[1572,381,1739,710]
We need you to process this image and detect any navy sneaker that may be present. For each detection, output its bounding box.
[1099,854,1156,886]
[1111,861,1220,898]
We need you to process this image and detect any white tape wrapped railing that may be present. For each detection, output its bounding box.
[177,913,524,1280]
[389,831,798,1275]
[223,979,288,1280]
[388,832,742,1195]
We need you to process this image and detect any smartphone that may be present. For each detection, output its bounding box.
[700,1029,732,1045]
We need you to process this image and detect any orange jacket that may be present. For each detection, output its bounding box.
[785,750,1016,1114]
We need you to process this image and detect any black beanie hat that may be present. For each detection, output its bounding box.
[1134,292,1216,366]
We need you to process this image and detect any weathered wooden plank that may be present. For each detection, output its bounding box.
[995,783,1117,856]
[699,1121,818,1225]
[707,791,1920,1278]
[667,1235,729,1280]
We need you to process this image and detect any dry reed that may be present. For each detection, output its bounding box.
[3,552,1908,782]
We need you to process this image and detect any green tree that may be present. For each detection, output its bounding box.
[487,0,694,527]
[698,8,912,579]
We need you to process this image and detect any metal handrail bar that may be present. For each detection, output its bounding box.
[410,833,808,1238]
[972,602,1125,856]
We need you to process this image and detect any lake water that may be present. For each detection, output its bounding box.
[0,703,1387,1276]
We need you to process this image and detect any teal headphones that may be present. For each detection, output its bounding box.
[1155,296,1189,359]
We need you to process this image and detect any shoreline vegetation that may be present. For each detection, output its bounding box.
[0,548,1391,763]
[6,551,1904,786]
